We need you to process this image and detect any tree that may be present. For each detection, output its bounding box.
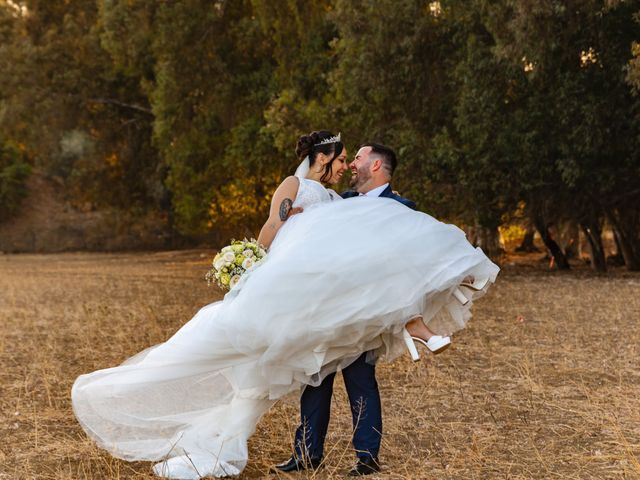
[99,1,285,237]
[480,0,640,270]
[0,0,162,215]
[0,138,31,221]
[330,0,461,213]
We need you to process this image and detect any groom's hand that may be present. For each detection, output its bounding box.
[287,207,304,218]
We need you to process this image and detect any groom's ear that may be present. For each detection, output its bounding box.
[371,158,383,172]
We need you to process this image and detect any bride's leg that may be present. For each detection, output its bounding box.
[403,317,451,360]
[405,317,436,341]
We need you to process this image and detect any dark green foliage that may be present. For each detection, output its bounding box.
[0,0,162,212]
[0,139,31,221]
[426,0,640,269]
[0,0,638,268]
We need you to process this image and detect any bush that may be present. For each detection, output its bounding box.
[0,139,31,222]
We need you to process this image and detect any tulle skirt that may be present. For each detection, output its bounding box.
[72,196,499,478]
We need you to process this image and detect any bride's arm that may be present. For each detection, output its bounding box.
[257,176,300,249]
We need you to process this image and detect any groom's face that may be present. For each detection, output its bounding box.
[349,147,373,191]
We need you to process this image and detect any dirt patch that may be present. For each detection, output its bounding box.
[0,174,173,253]
[0,252,639,479]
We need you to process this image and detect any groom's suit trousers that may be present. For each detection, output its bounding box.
[294,352,382,460]
[292,188,413,461]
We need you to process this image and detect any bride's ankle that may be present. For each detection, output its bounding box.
[405,318,433,340]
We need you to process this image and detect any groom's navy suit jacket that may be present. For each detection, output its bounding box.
[341,184,417,210]
[294,184,416,462]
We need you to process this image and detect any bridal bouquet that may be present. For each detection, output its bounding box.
[206,239,267,291]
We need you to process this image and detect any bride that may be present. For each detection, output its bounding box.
[72,130,499,479]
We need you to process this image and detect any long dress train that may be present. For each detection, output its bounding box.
[72,178,499,478]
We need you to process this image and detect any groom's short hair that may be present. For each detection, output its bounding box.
[361,143,397,177]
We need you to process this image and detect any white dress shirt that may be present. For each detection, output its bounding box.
[362,183,390,198]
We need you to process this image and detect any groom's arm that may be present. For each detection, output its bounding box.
[278,206,304,221]
[288,206,304,217]
[401,197,417,210]
[387,190,417,210]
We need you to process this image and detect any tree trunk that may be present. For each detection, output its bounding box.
[559,221,579,260]
[476,225,503,259]
[516,228,539,252]
[608,229,626,266]
[464,225,478,247]
[580,221,607,272]
[614,228,624,257]
[533,216,570,270]
[607,210,640,271]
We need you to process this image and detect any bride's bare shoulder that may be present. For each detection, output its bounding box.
[280,176,300,187]
[271,176,300,200]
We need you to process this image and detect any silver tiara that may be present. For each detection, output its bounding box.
[314,133,341,146]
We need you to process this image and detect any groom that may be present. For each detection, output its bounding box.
[274,143,416,476]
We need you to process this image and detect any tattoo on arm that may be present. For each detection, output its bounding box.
[268,222,277,230]
[279,198,293,221]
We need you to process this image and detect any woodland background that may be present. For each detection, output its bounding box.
[1,0,640,272]
[2,3,640,478]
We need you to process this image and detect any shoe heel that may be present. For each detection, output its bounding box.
[461,277,489,291]
[453,288,469,305]
[402,328,420,361]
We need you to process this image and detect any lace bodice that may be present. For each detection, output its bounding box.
[292,178,340,209]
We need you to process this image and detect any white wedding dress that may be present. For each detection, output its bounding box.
[72,178,499,479]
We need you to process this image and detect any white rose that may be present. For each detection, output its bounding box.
[221,246,232,253]
[214,257,226,270]
[258,248,267,257]
[223,251,235,263]
[242,257,254,270]
[243,249,254,258]
[229,274,241,289]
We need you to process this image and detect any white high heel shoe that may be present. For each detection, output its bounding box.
[452,288,469,305]
[452,277,490,305]
[402,328,451,361]
[461,277,489,291]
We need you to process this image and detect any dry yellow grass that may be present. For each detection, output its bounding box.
[1,251,639,479]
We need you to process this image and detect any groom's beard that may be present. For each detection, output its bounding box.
[350,168,371,191]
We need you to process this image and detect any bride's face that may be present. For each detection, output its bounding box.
[327,148,348,184]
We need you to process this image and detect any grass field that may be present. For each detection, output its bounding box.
[1,251,639,479]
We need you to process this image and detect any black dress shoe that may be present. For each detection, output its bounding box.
[271,455,323,473]
[348,456,380,476]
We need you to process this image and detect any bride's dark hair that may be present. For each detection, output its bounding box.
[295,130,344,183]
